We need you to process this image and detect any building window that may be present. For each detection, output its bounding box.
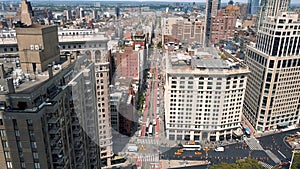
[15,130,20,137]
[0,129,6,137]
[27,119,33,127]
[6,162,12,169]
[34,162,40,169]
[2,141,8,148]
[33,152,39,159]
[31,142,37,149]
[4,151,10,159]
[17,141,22,149]
[21,162,26,168]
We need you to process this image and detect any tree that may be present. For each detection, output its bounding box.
[210,158,262,169]
[291,151,300,169]
[157,41,162,49]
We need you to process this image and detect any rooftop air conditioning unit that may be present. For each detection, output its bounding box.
[35,45,39,50]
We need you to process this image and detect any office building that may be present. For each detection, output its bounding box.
[243,0,300,131]
[165,49,249,141]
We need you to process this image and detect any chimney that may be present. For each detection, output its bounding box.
[7,77,15,94]
[0,64,6,79]
[48,64,53,77]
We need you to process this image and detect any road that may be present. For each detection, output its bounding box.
[160,128,300,168]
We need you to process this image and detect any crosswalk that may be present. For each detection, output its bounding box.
[258,161,273,169]
[265,150,281,164]
[137,138,160,145]
[137,154,160,162]
[244,138,264,150]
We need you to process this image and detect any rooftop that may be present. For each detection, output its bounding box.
[167,48,249,75]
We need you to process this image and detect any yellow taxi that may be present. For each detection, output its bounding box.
[174,151,182,155]
[195,151,202,155]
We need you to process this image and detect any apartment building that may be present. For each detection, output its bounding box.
[243,0,300,131]
[205,0,221,46]
[93,49,114,167]
[0,27,115,168]
[210,8,237,45]
[165,49,249,141]
[161,17,206,45]
[0,23,100,169]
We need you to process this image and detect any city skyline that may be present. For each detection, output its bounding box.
[0,0,299,168]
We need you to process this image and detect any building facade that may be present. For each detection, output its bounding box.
[165,49,249,141]
[210,8,237,45]
[243,1,300,131]
[0,24,100,169]
[161,17,205,45]
[205,0,221,46]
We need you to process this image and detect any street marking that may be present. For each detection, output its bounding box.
[277,150,286,158]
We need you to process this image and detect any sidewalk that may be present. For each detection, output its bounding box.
[160,160,209,169]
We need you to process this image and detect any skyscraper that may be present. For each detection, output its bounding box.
[251,0,260,14]
[205,0,221,46]
[243,0,300,131]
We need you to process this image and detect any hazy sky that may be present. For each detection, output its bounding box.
[28,0,298,3]
[30,0,298,2]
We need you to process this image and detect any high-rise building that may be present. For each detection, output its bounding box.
[251,0,260,14]
[205,0,221,46]
[165,49,249,141]
[20,0,33,26]
[93,49,114,167]
[243,0,300,131]
[247,0,252,15]
[210,6,238,44]
[0,24,100,169]
[64,10,72,20]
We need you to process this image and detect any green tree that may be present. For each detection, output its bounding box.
[210,158,262,169]
[291,151,300,169]
[157,41,162,49]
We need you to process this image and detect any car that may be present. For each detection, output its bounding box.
[195,151,202,155]
[214,147,224,152]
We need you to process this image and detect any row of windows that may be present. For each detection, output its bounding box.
[171,76,244,81]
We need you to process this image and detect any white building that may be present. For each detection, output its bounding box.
[244,1,300,131]
[165,49,249,141]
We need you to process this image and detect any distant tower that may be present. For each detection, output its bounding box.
[251,0,259,14]
[64,10,72,20]
[80,8,84,19]
[247,0,252,15]
[20,0,34,26]
[115,7,120,19]
[205,0,221,46]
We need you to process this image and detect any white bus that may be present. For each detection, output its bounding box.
[148,125,153,136]
[182,144,201,151]
[146,118,150,128]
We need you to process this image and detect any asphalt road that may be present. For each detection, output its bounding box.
[161,128,300,168]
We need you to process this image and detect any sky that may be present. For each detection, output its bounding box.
[29,0,298,3]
